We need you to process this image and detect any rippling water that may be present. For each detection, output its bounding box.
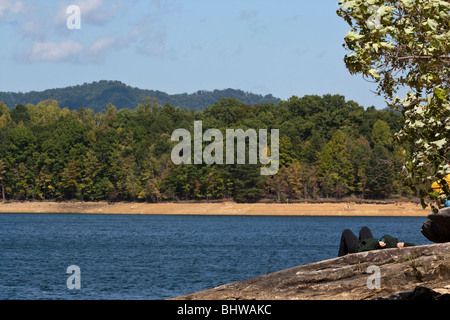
[0,213,432,300]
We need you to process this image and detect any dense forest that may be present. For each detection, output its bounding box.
[0,81,280,112]
[0,94,413,203]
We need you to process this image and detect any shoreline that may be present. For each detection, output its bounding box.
[0,201,429,217]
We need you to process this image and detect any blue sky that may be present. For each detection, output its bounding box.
[0,0,388,108]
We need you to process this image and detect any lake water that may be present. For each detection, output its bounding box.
[0,213,433,300]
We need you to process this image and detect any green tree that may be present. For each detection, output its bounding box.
[366,145,395,198]
[300,164,319,199]
[301,131,325,165]
[60,159,82,199]
[10,104,30,125]
[0,102,12,128]
[268,162,303,202]
[278,135,295,167]
[204,166,226,200]
[7,125,37,166]
[11,163,34,200]
[0,159,6,202]
[338,0,450,210]
[350,136,372,198]
[79,150,102,200]
[283,160,303,200]
[318,130,354,197]
[229,164,265,203]
[0,92,411,203]
[372,119,393,148]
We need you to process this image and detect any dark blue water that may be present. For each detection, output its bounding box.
[0,213,432,300]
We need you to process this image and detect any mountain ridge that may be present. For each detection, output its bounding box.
[0,80,281,112]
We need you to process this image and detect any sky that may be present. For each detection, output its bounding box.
[0,0,389,109]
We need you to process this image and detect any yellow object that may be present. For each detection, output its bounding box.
[431,174,450,194]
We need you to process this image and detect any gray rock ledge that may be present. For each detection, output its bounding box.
[172,243,450,300]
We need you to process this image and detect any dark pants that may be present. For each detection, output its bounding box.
[338,226,374,257]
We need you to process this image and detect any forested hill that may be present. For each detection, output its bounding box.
[0,94,412,203]
[0,80,280,112]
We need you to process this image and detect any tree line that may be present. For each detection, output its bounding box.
[0,80,280,113]
[0,94,413,203]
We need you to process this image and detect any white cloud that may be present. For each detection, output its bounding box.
[54,0,122,27]
[20,37,125,64]
[84,37,116,63]
[125,1,179,59]
[137,27,167,57]
[12,0,175,63]
[0,0,25,19]
[25,40,83,62]
[21,21,45,40]
[88,37,114,55]
[74,0,103,13]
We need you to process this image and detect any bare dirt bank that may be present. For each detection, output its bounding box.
[0,201,429,216]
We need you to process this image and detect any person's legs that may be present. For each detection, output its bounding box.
[338,229,359,257]
[359,226,374,241]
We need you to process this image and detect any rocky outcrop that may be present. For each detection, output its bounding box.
[375,286,450,300]
[172,243,450,300]
[421,208,450,243]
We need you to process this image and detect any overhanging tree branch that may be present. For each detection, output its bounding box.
[397,55,450,61]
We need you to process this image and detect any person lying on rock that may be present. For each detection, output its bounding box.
[337,226,414,257]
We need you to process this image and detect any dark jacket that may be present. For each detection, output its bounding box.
[356,234,414,253]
